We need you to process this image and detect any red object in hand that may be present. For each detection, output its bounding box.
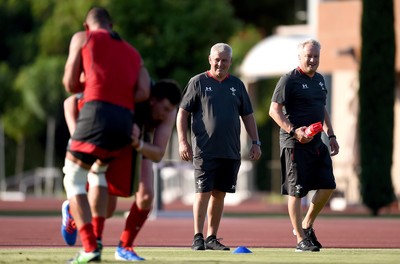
[305,122,323,137]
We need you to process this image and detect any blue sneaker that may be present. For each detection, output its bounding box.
[61,200,77,246]
[115,246,145,261]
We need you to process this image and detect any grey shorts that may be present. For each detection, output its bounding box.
[193,157,241,193]
[280,143,336,198]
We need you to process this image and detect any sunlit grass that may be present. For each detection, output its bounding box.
[0,247,399,264]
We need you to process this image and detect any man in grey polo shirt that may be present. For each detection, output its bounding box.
[176,43,261,251]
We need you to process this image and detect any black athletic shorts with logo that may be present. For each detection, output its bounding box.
[193,157,241,193]
[69,100,133,165]
[280,142,336,198]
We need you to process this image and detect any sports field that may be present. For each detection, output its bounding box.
[1,247,399,263]
[0,197,399,263]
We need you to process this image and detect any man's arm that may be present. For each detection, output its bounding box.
[241,114,259,142]
[176,108,192,161]
[134,62,151,103]
[269,101,310,143]
[323,107,339,156]
[64,95,79,135]
[62,32,86,93]
[138,108,177,162]
[241,114,261,160]
[323,108,335,137]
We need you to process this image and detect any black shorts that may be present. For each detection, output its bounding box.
[280,143,336,198]
[193,157,241,193]
[68,100,133,164]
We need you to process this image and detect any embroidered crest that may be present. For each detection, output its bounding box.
[230,87,236,96]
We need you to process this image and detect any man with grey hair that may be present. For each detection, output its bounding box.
[269,39,339,252]
[177,43,261,251]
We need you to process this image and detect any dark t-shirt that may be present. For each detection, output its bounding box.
[180,71,253,159]
[271,68,327,148]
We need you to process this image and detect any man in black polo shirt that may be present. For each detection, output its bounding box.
[177,43,261,251]
[269,38,339,252]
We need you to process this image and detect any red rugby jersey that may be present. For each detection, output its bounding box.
[81,29,141,110]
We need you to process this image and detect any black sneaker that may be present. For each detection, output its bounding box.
[303,227,322,248]
[205,236,230,251]
[97,240,103,254]
[296,238,320,252]
[191,236,205,250]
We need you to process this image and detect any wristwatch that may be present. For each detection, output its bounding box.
[252,140,261,146]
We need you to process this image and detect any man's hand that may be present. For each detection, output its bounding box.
[178,141,193,162]
[249,145,261,161]
[131,123,141,148]
[294,126,314,144]
[329,137,339,156]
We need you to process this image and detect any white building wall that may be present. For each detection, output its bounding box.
[331,71,400,203]
[331,71,361,203]
[392,84,400,199]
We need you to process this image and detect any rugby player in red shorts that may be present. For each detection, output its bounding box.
[62,80,181,261]
[62,7,150,263]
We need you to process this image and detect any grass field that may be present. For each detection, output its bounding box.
[0,247,399,264]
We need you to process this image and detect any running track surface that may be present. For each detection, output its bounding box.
[0,197,399,249]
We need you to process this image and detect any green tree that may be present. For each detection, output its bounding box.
[229,25,263,74]
[2,56,66,176]
[1,0,243,177]
[0,63,15,115]
[230,0,307,35]
[34,0,105,56]
[359,0,396,215]
[0,0,36,69]
[108,0,241,86]
[14,56,67,121]
[0,0,38,178]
